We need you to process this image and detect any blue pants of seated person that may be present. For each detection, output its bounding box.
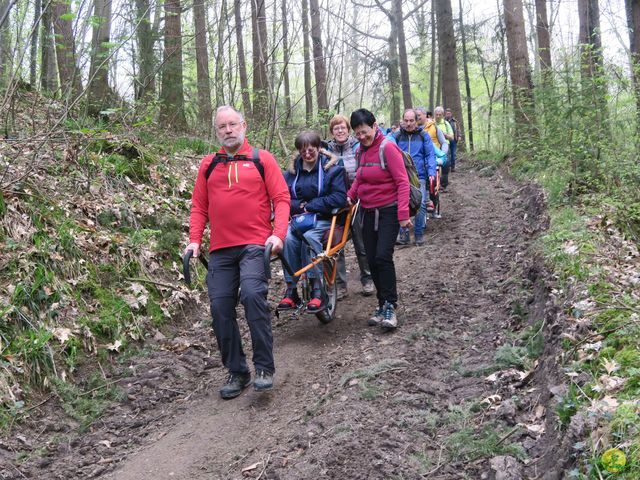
[283,219,331,284]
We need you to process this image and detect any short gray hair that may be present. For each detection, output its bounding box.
[414,106,426,115]
[434,106,445,115]
[214,105,245,123]
[402,108,416,118]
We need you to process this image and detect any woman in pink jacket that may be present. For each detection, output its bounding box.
[347,109,411,330]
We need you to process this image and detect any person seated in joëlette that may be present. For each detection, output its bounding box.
[278,131,347,312]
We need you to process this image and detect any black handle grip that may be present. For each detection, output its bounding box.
[182,250,194,286]
[264,243,273,280]
[263,243,295,279]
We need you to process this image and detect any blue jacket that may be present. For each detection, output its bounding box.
[389,127,437,179]
[284,153,347,220]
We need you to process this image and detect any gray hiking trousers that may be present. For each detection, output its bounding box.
[207,245,274,375]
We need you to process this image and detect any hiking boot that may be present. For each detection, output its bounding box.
[415,235,425,246]
[362,281,375,296]
[395,228,410,246]
[337,285,348,300]
[254,369,273,391]
[380,302,398,330]
[368,306,385,326]
[278,285,300,310]
[219,372,251,399]
[307,278,323,311]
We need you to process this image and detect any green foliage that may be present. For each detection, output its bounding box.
[171,137,214,155]
[11,328,55,387]
[556,383,583,428]
[52,375,122,431]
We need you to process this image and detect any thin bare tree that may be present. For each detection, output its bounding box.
[87,0,113,116]
[234,0,252,117]
[52,0,83,101]
[135,0,156,102]
[302,0,313,123]
[251,0,269,127]
[503,0,535,139]
[194,0,212,132]
[309,0,328,115]
[160,0,187,128]
[40,2,58,94]
[435,0,463,135]
[459,0,472,150]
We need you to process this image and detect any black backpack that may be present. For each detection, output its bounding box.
[204,147,264,182]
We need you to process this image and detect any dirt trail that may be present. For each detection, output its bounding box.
[3,162,550,480]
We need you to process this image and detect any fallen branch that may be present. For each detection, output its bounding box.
[125,277,181,291]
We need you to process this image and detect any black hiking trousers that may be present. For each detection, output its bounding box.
[362,205,400,307]
[207,245,274,376]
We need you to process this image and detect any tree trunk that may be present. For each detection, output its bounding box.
[30,0,41,87]
[627,0,640,131]
[214,0,226,107]
[0,0,11,89]
[309,0,328,115]
[194,0,212,132]
[459,0,472,151]
[535,0,552,82]
[87,0,113,116]
[395,0,412,109]
[388,20,401,125]
[302,0,313,124]
[251,0,268,127]
[578,0,607,120]
[40,2,58,94]
[429,4,436,110]
[503,0,535,138]
[436,56,441,107]
[135,0,155,101]
[234,0,252,117]
[435,0,463,130]
[160,0,187,128]
[52,0,83,101]
[282,0,292,124]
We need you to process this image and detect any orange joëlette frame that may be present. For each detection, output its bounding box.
[292,203,359,279]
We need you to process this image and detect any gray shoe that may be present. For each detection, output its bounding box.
[395,228,410,246]
[415,235,425,246]
[254,370,273,391]
[337,286,348,300]
[220,372,251,399]
[362,281,375,296]
[380,302,398,329]
[368,306,384,326]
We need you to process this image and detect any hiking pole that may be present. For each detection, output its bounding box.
[182,249,209,286]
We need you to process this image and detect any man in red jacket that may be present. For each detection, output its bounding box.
[185,106,290,399]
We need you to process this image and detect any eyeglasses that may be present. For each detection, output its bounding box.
[216,121,242,132]
[299,147,318,154]
[332,125,348,132]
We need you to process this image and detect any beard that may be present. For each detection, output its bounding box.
[220,130,245,152]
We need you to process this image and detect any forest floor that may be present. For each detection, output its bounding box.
[1,160,557,480]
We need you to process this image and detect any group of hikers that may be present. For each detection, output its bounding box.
[184,104,462,399]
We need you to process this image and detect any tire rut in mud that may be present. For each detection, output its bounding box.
[2,161,551,480]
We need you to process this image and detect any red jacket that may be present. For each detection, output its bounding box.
[347,130,410,221]
[189,139,290,252]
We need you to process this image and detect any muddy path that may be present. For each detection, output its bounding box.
[2,161,552,480]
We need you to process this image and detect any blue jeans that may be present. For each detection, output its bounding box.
[283,219,331,284]
[413,178,428,238]
[449,140,457,170]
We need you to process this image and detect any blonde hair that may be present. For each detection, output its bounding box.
[329,114,350,132]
